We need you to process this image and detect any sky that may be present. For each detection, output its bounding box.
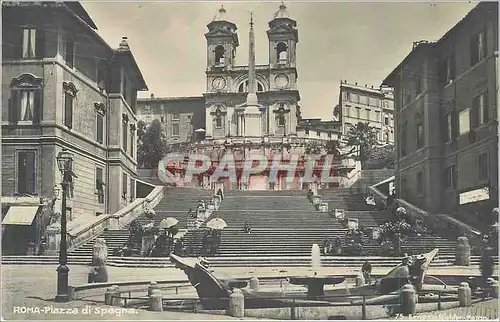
[82,1,476,120]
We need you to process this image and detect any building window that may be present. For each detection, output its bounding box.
[473,91,489,127]
[238,80,264,93]
[277,114,285,127]
[401,122,407,157]
[22,28,37,58]
[9,74,43,124]
[416,123,424,149]
[444,165,456,189]
[478,152,488,181]
[65,36,75,68]
[471,30,486,66]
[365,109,370,119]
[122,172,128,200]
[129,178,135,201]
[445,54,456,84]
[17,150,36,195]
[96,113,104,144]
[355,107,360,119]
[160,116,165,123]
[352,94,359,103]
[416,171,424,195]
[384,117,389,125]
[130,124,136,156]
[415,71,422,95]
[122,113,129,152]
[444,113,452,142]
[63,82,77,129]
[172,123,180,136]
[458,109,470,135]
[344,106,350,117]
[96,167,105,204]
[328,132,332,138]
[345,92,351,101]
[94,102,105,144]
[305,128,309,135]
[316,131,321,137]
[214,107,223,129]
[172,111,180,121]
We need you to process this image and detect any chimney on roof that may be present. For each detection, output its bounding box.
[151,93,155,99]
[118,36,130,52]
[371,85,373,89]
[365,84,367,87]
[355,82,358,86]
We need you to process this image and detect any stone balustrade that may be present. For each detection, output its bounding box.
[44,186,165,255]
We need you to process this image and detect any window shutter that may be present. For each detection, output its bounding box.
[450,54,456,80]
[17,152,27,193]
[33,89,42,123]
[16,27,24,58]
[25,151,36,194]
[437,59,445,85]
[470,34,478,66]
[35,28,45,58]
[451,110,458,139]
[97,114,103,144]
[483,91,489,123]
[65,95,73,128]
[9,90,19,123]
[470,98,478,129]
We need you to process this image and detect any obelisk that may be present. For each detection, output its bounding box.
[242,13,262,138]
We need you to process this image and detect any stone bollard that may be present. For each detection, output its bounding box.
[455,237,471,266]
[486,278,499,298]
[91,238,108,283]
[249,277,259,291]
[104,286,117,305]
[319,203,328,213]
[400,284,416,316]
[148,281,159,296]
[458,282,472,307]
[149,289,163,312]
[356,274,365,287]
[105,285,120,306]
[228,288,244,318]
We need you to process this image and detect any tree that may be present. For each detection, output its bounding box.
[344,122,378,162]
[304,140,323,155]
[368,144,396,169]
[137,120,168,169]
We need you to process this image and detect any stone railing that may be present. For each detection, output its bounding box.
[367,185,482,249]
[44,186,164,255]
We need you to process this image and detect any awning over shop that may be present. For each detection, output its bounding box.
[2,206,40,225]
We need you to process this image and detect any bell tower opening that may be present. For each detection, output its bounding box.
[214,45,225,66]
[277,42,288,63]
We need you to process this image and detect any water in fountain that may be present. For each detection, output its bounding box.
[311,243,322,272]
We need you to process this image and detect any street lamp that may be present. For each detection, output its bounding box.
[55,149,74,302]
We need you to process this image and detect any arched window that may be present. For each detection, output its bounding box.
[237,80,264,93]
[215,107,223,128]
[276,104,287,127]
[9,73,43,123]
[214,45,225,65]
[277,42,288,62]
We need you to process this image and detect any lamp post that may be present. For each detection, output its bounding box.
[55,150,74,302]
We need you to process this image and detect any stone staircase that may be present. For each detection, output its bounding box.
[348,169,394,192]
[68,188,213,256]
[182,189,462,258]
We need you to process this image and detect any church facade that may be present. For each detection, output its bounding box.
[203,4,300,141]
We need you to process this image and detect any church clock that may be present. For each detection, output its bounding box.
[212,77,226,90]
[274,74,289,88]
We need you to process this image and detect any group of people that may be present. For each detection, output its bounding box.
[201,228,222,256]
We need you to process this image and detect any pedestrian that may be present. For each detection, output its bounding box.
[362,260,372,283]
[243,221,252,234]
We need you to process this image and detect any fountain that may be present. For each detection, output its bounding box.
[311,243,322,272]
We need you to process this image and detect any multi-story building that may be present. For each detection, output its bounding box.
[338,81,395,144]
[296,118,342,142]
[136,94,205,144]
[382,2,498,227]
[1,2,147,253]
